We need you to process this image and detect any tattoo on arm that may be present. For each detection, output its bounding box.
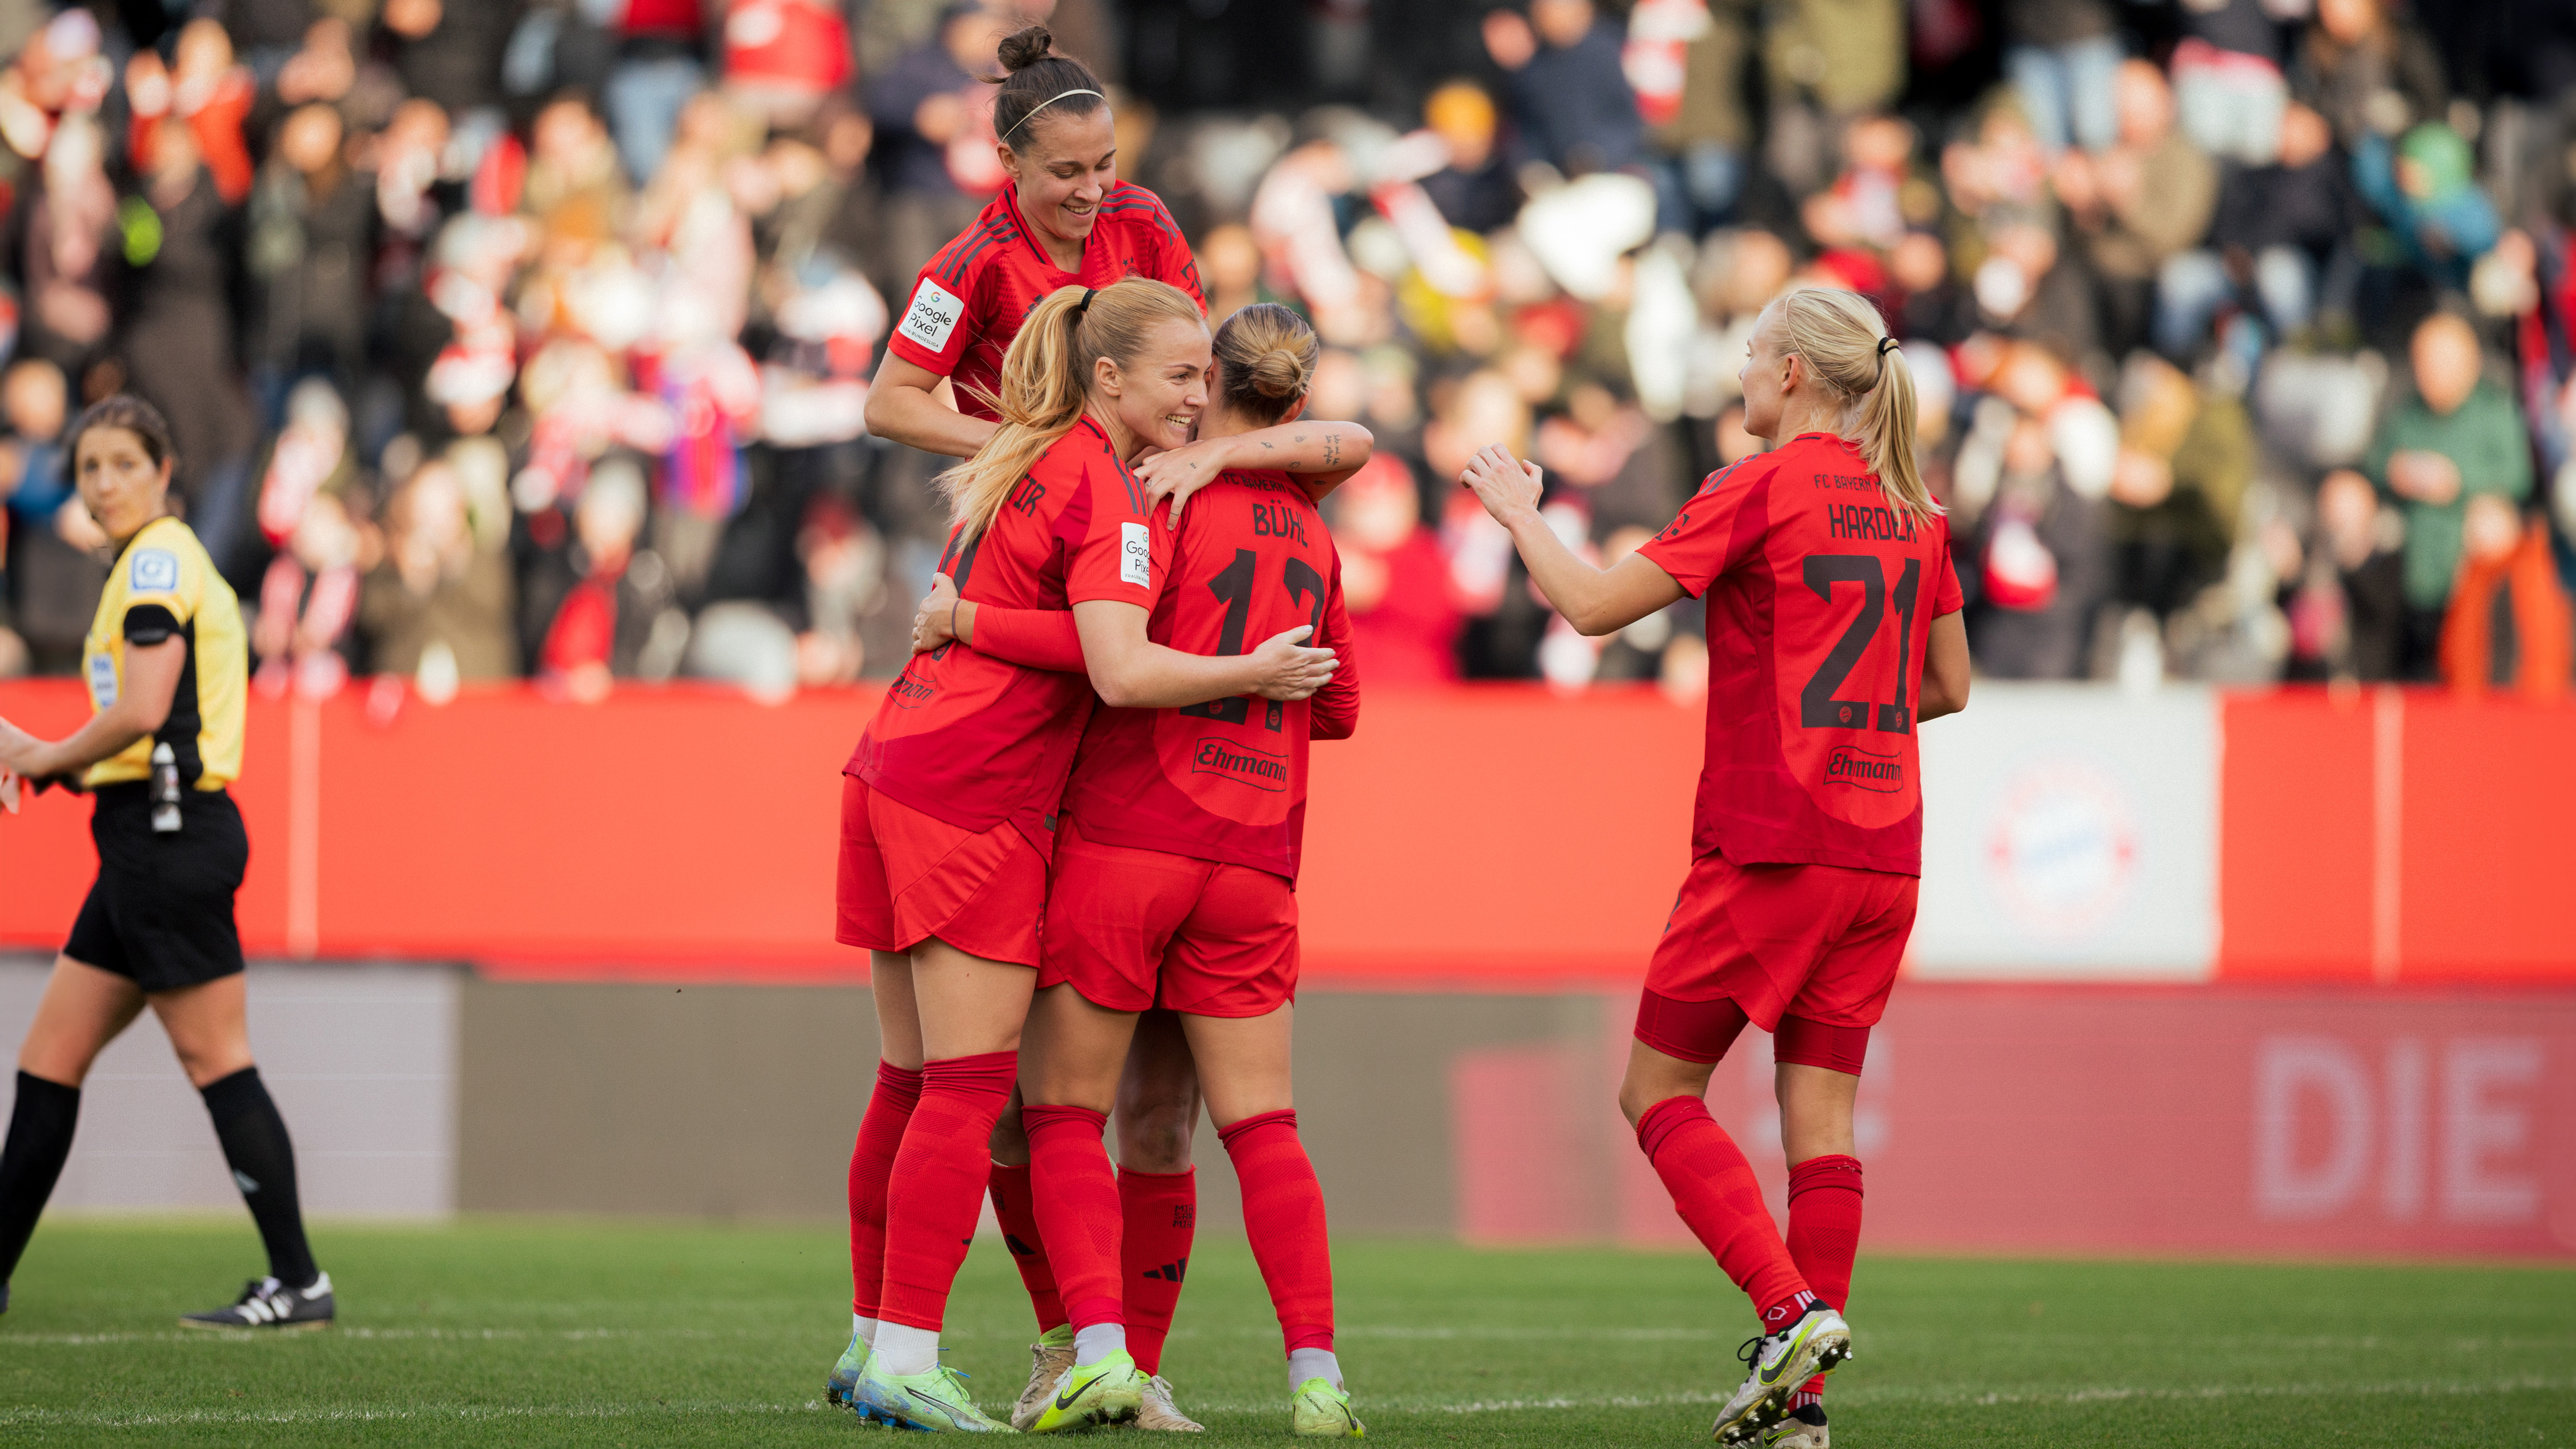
[1322,429,1342,470]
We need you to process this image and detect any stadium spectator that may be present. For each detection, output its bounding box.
[358,458,518,690]
[2366,312,2534,677]
[2438,493,2571,699]
[244,104,376,421]
[2168,0,2293,168]
[2001,0,2123,157]
[0,0,2562,700]
[2293,0,2448,154]
[867,2,1012,287]
[2280,467,2407,682]
[1757,0,1904,195]
[1482,0,1644,178]
[2182,101,2361,350]
[0,357,106,676]
[2354,120,2502,293]
[2053,59,2218,360]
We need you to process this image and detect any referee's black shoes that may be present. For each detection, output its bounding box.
[181,1271,334,1330]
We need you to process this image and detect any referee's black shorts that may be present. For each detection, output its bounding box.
[63,783,249,994]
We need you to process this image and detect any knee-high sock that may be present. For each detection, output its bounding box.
[879,1051,1019,1331]
[1785,1154,1864,1395]
[0,1072,79,1285]
[849,1062,923,1317]
[988,1161,1068,1332]
[199,1067,318,1288]
[1634,1096,1807,1328]
[1784,1155,1862,1310]
[1218,1110,1333,1355]
[1118,1167,1195,1375]
[1023,1105,1122,1331]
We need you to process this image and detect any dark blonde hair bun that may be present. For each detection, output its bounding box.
[1248,345,1310,401]
[1212,303,1319,424]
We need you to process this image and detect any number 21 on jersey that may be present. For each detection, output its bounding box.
[1797,553,1922,735]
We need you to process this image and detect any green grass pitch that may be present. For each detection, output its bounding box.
[1,1219,2569,1446]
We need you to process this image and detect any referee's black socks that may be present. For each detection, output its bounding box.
[1,1071,81,1288]
[199,1067,320,1290]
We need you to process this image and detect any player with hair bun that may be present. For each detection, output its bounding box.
[919,303,1369,1437]
[843,24,1367,1430]
[865,22,1202,459]
[840,277,1341,1434]
[840,21,1227,1430]
[1456,287,1971,1449]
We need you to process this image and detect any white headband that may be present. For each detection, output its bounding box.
[1001,88,1105,141]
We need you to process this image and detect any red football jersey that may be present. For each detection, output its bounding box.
[886,181,1205,420]
[848,416,1170,852]
[1061,468,1358,881]
[1636,432,1964,875]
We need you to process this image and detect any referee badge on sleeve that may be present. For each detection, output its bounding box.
[130,549,180,593]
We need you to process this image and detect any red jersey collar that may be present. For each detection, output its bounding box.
[1002,183,1095,282]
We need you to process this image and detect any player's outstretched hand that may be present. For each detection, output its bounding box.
[910,572,962,654]
[1246,624,1336,701]
[0,716,38,780]
[1458,444,1543,525]
[0,768,18,816]
[1132,436,1233,524]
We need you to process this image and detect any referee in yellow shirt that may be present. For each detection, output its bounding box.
[0,396,331,1328]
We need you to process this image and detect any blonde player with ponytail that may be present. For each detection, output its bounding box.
[837,277,1335,1433]
[1457,287,1970,1448]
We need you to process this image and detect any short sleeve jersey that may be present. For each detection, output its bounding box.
[1062,469,1354,882]
[847,416,1169,852]
[885,181,1205,419]
[82,516,247,791]
[1636,433,1964,875]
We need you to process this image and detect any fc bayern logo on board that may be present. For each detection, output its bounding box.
[1980,756,2138,940]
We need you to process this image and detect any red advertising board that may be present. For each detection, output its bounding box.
[0,680,2571,985]
[1455,984,2576,1259]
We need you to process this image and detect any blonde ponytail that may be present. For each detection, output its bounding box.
[1766,287,1940,524]
[938,278,1208,539]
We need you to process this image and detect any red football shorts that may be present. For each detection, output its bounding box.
[1637,851,1918,1074]
[1038,818,1297,1018]
[836,774,1046,968]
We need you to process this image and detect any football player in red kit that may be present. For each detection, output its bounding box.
[840,278,1339,1433]
[919,305,1368,1436]
[843,21,1222,1429]
[1457,287,1972,1449]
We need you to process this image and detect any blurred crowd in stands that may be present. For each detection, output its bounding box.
[0,0,2572,703]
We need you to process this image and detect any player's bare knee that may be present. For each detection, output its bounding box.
[988,1103,1032,1164]
[16,1042,97,1089]
[1115,1104,1197,1173]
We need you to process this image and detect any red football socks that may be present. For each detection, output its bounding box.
[1219,1110,1334,1353]
[987,1161,1069,1332]
[1119,1167,1196,1375]
[848,1061,922,1317]
[1023,1104,1123,1331]
[1786,1154,1863,1311]
[878,1050,1019,1331]
[1634,1095,1810,1323]
[1786,1153,1863,1396]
